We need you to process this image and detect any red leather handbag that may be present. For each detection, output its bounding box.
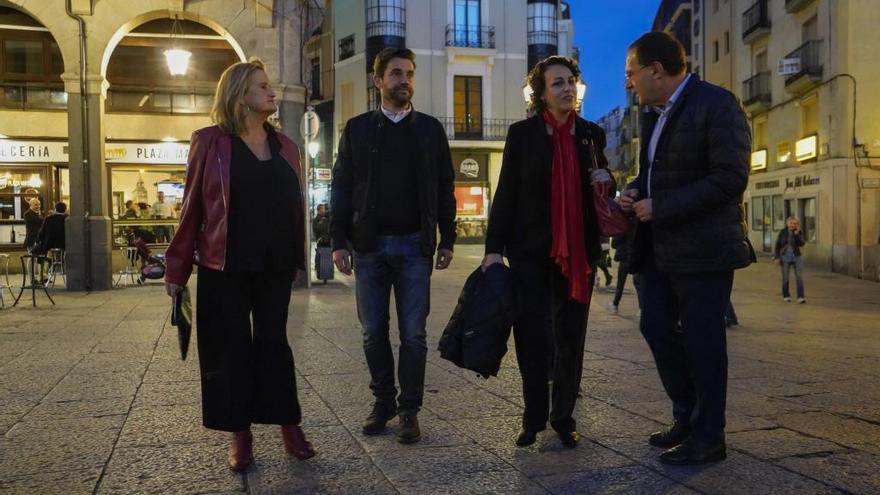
[589,139,630,237]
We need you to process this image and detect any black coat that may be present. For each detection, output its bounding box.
[484,115,613,263]
[330,109,456,256]
[33,213,66,254]
[439,264,515,378]
[774,229,805,258]
[629,74,753,273]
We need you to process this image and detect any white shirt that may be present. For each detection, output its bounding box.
[380,103,412,124]
[152,200,173,219]
[646,73,691,197]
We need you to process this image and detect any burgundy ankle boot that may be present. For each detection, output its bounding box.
[227,430,253,472]
[280,425,316,459]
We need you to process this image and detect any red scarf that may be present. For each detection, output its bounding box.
[543,110,592,303]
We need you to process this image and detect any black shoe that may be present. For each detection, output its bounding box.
[515,430,537,447]
[649,421,691,448]
[397,414,421,444]
[659,438,726,465]
[557,430,580,448]
[362,403,397,435]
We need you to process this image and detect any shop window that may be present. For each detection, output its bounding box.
[772,194,784,231]
[110,167,184,246]
[0,167,48,246]
[798,197,817,243]
[751,195,764,231]
[762,195,772,250]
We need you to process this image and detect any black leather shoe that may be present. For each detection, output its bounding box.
[649,421,691,448]
[362,403,397,435]
[659,438,726,465]
[557,430,581,448]
[397,414,421,444]
[515,430,537,447]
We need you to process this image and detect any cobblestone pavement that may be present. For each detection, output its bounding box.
[1,245,879,494]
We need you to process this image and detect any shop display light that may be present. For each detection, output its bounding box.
[164,17,192,76]
[307,141,320,159]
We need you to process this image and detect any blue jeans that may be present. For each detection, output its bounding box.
[354,233,432,416]
[781,257,805,299]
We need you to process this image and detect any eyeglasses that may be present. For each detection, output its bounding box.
[624,65,650,82]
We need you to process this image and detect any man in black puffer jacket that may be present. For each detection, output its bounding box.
[619,32,753,466]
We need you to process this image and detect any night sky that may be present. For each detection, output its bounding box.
[571,0,660,120]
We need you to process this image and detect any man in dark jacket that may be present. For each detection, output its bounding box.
[330,47,456,444]
[619,32,752,465]
[34,202,67,254]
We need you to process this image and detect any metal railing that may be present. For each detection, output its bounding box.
[366,20,406,38]
[0,83,67,111]
[783,40,823,84]
[445,25,496,49]
[743,71,772,107]
[440,117,518,141]
[106,87,214,115]
[527,30,558,46]
[742,0,770,39]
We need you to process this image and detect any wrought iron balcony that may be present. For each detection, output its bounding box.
[445,25,496,49]
[440,117,517,141]
[742,0,770,44]
[742,71,771,112]
[783,40,823,92]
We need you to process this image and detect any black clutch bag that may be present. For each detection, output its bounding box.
[171,286,193,360]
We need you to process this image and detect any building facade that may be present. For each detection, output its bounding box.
[0,0,318,289]
[696,0,880,281]
[331,0,576,243]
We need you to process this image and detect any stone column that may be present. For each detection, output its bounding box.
[63,73,113,291]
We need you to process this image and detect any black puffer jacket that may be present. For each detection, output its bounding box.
[629,74,753,273]
[439,264,515,378]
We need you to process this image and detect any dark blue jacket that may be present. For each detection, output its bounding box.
[629,74,753,273]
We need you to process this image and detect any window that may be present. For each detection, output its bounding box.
[366,0,406,38]
[454,76,482,138]
[4,40,43,75]
[754,117,768,150]
[724,31,730,54]
[527,2,557,45]
[338,35,355,61]
[751,196,764,231]
[798,197,817,242]
[762,195,773,248]
[713,40,719,62]
[772,194,784,230]
[801,96,818,136]
[454,0,481,47]
[755,50,768,72]
[309,58,321,99]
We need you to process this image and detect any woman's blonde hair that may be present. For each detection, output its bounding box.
[210,58,267,135]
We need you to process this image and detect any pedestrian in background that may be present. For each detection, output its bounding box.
[164,59,315,472]
[331,47,456,444]
[607,222,642,314]
[23,198,43,253]
[33,202,67,255]
[773,216,806,303]
[620,32,753,465]
[596,237,614,288]
[483,55,614,449]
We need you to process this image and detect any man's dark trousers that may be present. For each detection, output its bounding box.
[639,257,733,445]
[354,233,432,416]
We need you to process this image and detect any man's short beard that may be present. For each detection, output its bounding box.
[384,87,412,106]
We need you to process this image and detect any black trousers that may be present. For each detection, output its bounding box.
[639,261,733,444]
[510,257,594,433]
[196,267,301,432]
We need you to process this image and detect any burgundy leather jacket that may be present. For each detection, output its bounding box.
[165,125,305,286]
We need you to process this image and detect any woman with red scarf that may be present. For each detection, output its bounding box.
[483,56,614,448]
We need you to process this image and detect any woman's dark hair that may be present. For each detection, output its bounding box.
[629,31,686,76]
[526,55,581,115]
[372,47,417,78]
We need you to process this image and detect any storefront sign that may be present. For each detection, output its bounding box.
[0,140,68,163]
[313,168,331,181]
[861,177,880,189]
[105,142,190,164]
[785,175,820,189]
[755,179,780,190]
[452,152,488,182]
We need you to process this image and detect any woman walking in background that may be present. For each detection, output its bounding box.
[164,59,315,471]
[483,55,614,448]
[773,216,806,303]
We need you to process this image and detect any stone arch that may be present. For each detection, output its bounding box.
[98,10,247,79]
[1,0,76,76]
